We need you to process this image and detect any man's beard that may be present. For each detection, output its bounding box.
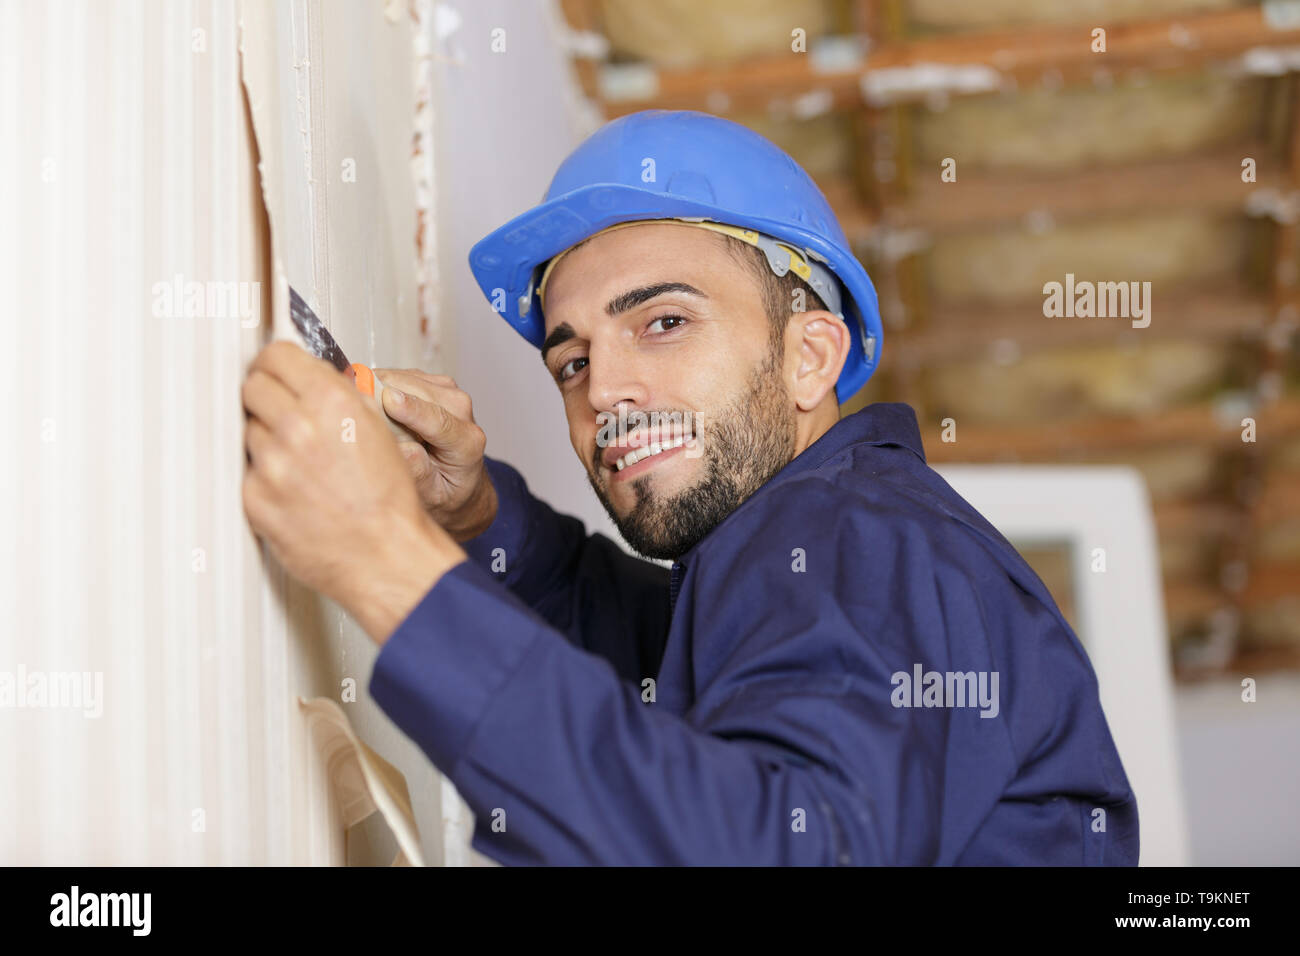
[587,346,797,561]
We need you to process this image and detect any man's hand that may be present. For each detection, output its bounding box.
[374,368,498,541]
[242,342,467,644]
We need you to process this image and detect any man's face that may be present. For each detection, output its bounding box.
[540,222,798,560]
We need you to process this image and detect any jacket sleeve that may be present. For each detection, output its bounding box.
[369,476,997,865]
[459,456,671,684]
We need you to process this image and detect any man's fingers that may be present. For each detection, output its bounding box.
[396,440,435,483]
[242,470,276,536]
[374,369,471,418]
[382,390,483,461]
[242,369,296,428]
[245,418,273,460]
[382,388,454,440]
[374,368,457,390]
[249,340,335,396]
[245,419,292,491]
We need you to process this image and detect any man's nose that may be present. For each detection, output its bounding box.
[586,336,650,413]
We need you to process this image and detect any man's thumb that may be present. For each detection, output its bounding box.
[383,388,457,447]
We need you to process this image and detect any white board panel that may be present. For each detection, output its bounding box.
[0,0,458,865]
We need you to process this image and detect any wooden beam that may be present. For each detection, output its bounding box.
[1154,498,1244,538]
[865,7,1300,87]
[1157,558,1300,618]
[1177,645,1300,681]
[1161,563,1300,622]
[1241,559,1300,605]
[1153,478,1300,537]
[892,143,1285,235]
[1215,74,1300,663]
[813,141,1290,244]
[821,142,1298,244]
[892,286,1271,368]
[1252,472,1300,525]
[596,7,1300,115]
[920,398,1300,461]
[1163,579,1229,622]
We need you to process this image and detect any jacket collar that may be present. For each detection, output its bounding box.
[771,401,926,479]
[672,402,926,568]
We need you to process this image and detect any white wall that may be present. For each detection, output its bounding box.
[1176,675,1300,865]
[431,0,621,544]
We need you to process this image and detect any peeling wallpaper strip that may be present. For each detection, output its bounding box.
[412,0,442,356]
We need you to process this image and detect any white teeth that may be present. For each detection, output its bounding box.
[613,433,691,471]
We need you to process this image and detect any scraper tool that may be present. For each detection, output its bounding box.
[287,286,421,443]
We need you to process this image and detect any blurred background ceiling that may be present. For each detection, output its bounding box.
[556,0,1300,680]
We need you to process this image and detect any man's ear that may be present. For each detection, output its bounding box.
[786,309,850,412]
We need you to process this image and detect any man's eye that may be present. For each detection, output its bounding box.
[558,356,588,382]
[647,315,687,334]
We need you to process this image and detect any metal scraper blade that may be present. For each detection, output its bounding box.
[289,286,353,374]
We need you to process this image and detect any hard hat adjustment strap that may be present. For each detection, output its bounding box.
[749,232,844,320]
[532,217,848,329]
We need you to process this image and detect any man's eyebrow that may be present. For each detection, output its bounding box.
[540,322,576,367]
[606,282,706,316]
[540,282,707,368]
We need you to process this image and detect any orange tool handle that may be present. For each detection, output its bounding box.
[351,363,377,396]
[350,363,422,443]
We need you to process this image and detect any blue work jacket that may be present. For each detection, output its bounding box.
[370,402,1140,865]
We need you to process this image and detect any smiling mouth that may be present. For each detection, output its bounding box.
[600,420,699,476]
[612,432,694,472]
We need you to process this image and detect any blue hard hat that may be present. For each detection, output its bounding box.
[467,110,881,403]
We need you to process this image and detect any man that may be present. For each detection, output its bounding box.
[242,110,1139,865]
